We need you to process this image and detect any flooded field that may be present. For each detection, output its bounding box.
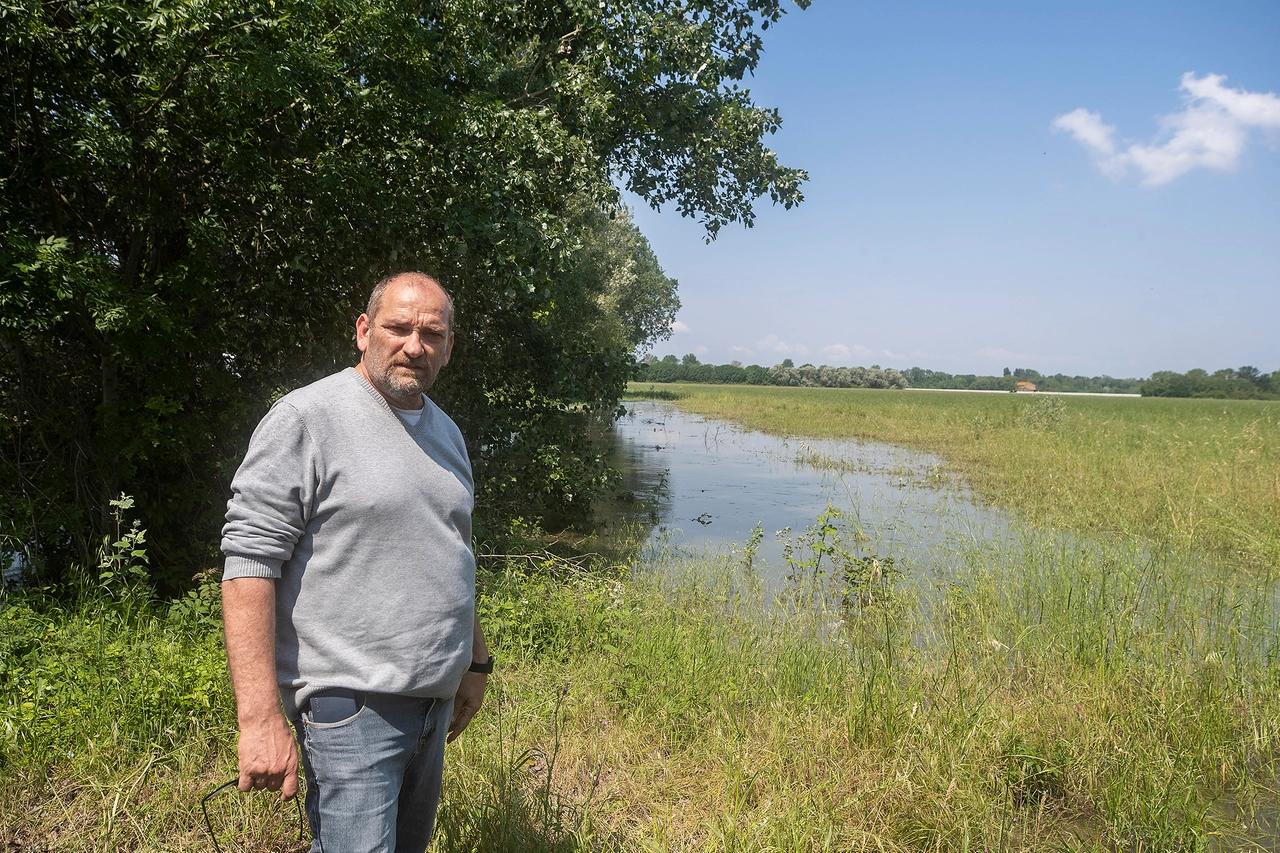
[600,401,1018,579]
[593,400,1280,850]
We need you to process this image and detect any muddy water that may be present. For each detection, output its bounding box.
[599,401,1018,578]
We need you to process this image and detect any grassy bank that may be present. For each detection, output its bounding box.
[5,524,1280,850]
[625,383,1280,570]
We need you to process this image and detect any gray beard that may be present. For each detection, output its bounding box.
[378,366,428,401]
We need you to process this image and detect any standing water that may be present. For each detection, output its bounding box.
[600,401,1018,578]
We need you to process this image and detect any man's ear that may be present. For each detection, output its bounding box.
[355,313,371,354]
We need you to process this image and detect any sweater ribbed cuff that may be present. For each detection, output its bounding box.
[222,555,283,580]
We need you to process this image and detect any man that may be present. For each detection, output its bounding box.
[221,271,490,853]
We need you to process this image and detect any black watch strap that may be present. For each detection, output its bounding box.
[468,655,494,674]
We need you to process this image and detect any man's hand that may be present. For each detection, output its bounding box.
[448,671,487,743]
[237,713,299,798]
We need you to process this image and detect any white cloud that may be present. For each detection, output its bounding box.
[822,344,851,360]
[1053,72,1280,185]
[755,334,809,356]
[694,345,708,356]
[729,345,752,355]
[1050,108,1125,176]
[671,320,691,333]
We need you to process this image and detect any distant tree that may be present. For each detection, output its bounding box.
[1141,367,1278,400]
[769,364,799,386]
[661,354,679,365]
[681,353,700,365]
[636,358,913,391]
[713,364,747,383]
[568,202,680,356]
[781,358,795,368]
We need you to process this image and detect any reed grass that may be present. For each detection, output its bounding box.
[449,526,1280,852]
[625,383,1280,570]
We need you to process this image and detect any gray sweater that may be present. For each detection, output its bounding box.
[221,368,475,717]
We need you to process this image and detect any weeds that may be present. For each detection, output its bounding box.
[1016,395,1066,431]
[5,521,1279,850]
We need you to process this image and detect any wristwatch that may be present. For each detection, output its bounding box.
[468,655,495,674]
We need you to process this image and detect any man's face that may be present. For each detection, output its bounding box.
[355,278,454,408]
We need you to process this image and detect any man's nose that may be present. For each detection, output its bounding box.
[403,331,425,356]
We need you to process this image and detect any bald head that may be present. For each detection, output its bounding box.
[366,272,454,330]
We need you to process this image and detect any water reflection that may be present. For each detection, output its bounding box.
[600,401,1018,578]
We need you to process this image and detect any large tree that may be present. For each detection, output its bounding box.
[0,0,808,587]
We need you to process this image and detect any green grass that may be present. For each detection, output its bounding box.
[5,385,1279,850]
[625,383,1280,570]
[5,528,1279,851]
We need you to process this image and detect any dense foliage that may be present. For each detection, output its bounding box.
[0,0,808,587]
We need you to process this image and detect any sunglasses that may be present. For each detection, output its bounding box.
[200,778,306,853]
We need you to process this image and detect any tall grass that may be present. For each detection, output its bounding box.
[626,383,1280,570]
[0,579,247,850]
[5,528,1279,850]
[5,384,1279,850]
[447,524,1280,851]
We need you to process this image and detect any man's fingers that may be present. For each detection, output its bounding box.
[281,758,299,800]
[447,671,488,743]
[446,711,471,743]
[237,765,298,797]
[447,701,478,743]
[238,771,280,792]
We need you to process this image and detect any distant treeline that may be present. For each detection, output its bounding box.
[637,357,1280,400]
[1142,367,1280,400]
[903,367,1143,394]
[638,356,907,388]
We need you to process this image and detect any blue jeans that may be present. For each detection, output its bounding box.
[295,693,454,853]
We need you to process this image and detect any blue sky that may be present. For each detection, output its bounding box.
[627,1,1280,378]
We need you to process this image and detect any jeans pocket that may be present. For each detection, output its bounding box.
[302,704,367,729]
